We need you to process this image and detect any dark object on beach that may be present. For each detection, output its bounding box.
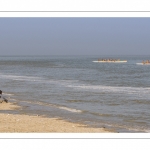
[0,90,8,103]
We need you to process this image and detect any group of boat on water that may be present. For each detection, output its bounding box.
[93,58,150,65]
[142,60,150,64]
[97,58,127,63]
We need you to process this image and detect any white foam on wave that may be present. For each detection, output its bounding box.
[3,93,14,96]
[58,106,82,113]
[67,84,150,96]
[43,79,80,87]
[0,92,15,99]
[18,100,82,113]
[0,73,42,82]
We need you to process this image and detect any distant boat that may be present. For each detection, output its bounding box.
[136,60,150,65]
[93,59,127,63]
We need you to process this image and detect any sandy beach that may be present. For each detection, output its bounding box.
[0,102,112,133]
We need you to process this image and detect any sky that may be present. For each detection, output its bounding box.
[0,18,150,56]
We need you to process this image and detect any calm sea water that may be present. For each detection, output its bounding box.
[0,55,150,132]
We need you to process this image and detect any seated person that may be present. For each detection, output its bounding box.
[0,90,8,103]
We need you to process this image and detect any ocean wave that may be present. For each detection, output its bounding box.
[0,73,80,85]
[67,84,150,95]
[35,101,83,113]
[0,74,42,82]
[17,100,83,113]
[57,106,82,113]
[0,92,15,99]
[1,72,150,97]
[3,93,14,96]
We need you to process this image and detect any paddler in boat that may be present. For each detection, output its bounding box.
[145,60,149,64]
[142,60,149,64]
[142,60,145,64]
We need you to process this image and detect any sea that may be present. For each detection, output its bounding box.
[0,55,150,133]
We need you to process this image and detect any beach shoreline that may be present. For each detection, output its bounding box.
[0,102,113,133]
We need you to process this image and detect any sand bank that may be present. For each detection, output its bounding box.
[0,102,112,133]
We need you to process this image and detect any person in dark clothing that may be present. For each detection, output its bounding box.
[0,90,8,103]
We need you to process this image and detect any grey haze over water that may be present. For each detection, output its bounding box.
[0,18,150,56]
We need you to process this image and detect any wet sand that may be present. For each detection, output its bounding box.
[0,102,112,133]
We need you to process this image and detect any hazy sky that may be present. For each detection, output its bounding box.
[0,18,150,55]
